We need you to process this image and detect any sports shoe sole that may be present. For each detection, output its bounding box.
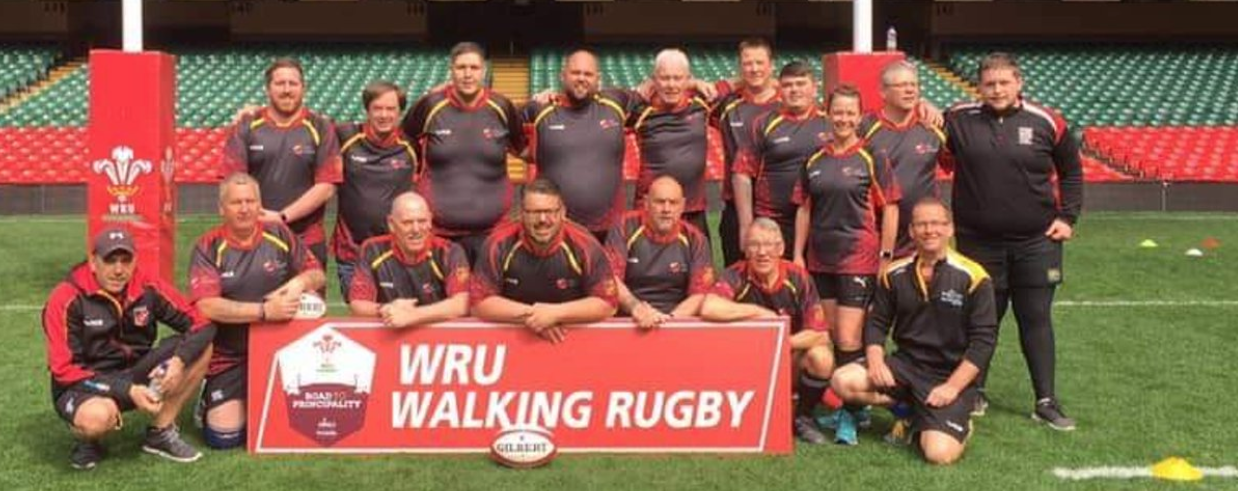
[142,444,203,463]
[70,461,98,471]
[1030,412,1077,431]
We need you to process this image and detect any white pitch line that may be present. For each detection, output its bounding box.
[1053,466,1238,481]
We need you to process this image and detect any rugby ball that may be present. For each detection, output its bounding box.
[489,426,557,469]
[295,292,327,319]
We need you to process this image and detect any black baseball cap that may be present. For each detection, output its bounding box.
[92,227,136,258]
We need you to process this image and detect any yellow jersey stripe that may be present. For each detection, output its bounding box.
[262,232,290,254]
[370,250,394,270]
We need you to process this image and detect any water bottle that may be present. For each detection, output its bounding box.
[886,26,898,52]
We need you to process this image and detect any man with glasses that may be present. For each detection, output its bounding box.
[470,178,618,343]
[701,218,833,444]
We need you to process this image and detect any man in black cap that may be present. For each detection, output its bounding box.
[43,227,216,470]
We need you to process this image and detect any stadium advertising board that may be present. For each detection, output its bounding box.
[248,319,793,454]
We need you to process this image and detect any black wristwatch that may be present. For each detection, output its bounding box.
[280,212,289,223]
[879,250,894,260]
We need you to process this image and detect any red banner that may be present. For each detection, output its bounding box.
[248,319,792,454]
[86,50,177,282]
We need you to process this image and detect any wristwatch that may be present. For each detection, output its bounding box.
[879,250,894,260]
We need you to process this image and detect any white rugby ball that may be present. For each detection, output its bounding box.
[295,292,327,319]
[489,426,557,469]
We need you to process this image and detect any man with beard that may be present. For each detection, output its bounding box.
[222,57,342,270]
[606,176,714,329]
[522,49,638,243]
[471,178,618,344]
[332,81,420,300]
[700,219,833,444]
[734,62,830,257]
[861,61,948,257]
[401,42,525,264]
[713,38,781,266]
[348,192,469,327]
[189,173,326,449]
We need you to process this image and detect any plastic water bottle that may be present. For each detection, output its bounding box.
[886,26,898,52]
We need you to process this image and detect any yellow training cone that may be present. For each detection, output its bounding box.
[1151,457,1204,482]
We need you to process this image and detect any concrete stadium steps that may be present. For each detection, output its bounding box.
[491,56,532,183]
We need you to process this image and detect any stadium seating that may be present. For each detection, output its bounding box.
[0,127,225,184]
[947,45,1238,128]
[0,44,59,102]
[1084,126,1238,182]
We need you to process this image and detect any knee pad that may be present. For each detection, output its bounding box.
[203,424,246,450]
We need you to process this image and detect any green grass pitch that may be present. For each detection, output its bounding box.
[1,212,1235,490]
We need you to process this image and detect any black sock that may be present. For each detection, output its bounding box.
[797,373,829,416]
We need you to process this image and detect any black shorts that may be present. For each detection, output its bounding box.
[884,355,974,443]
[202,362,247,412]
[812,273,876,308]
[52,335,182,423]
[956,233,1063,291]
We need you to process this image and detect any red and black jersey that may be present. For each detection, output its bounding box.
[43,263,214,404]
[798,141,902,275]
[221,107,343,246]
[470,221,618,307]
[865,250,998,376]
[349,234,470,305]
[710,260,827,334]
[522,90,637,233]
[401,87,525,237]
[331,122,419,263]
[712,88,782,201]
[630,94,712,213]
[861,113,947,256]
[605,210,715,313]
[188,222,320,373]
[941,100,1083,239]
[736,108,832,224]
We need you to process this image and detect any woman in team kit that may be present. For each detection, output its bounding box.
[793,84,901,444]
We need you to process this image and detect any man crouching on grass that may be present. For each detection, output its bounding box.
[43,227,215,470]
[831,198,997,464]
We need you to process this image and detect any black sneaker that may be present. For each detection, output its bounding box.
[971,392,989,417]
[142,424,203,463]
[70,440,105,470]
[794,415,828,444]
[1032,398,1077,431]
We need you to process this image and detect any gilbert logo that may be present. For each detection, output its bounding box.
[490,426,557,469]
[91,146,152,215]
[277,326,376,446]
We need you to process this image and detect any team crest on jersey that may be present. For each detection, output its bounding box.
[817,132,830,143]
[1018,127,1034,145]
[389,158,408,170]
[422,283,436,296]
[292,144,307,156]
[915,142,939,155]
[668,261,685,274]
[264,259,286,274]
[599,118,619,130]
[132,305,150,327]
[940,289,964,308]
[555,278,569,290]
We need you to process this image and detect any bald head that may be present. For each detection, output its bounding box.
[561,49,601,103]
[390,191,429,217]
[388,192,433,255]
[649,175,684,199]
[645,175,685,234]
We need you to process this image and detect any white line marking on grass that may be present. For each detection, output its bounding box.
[1053,466,1238,481]
[1085,214,1238,221]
